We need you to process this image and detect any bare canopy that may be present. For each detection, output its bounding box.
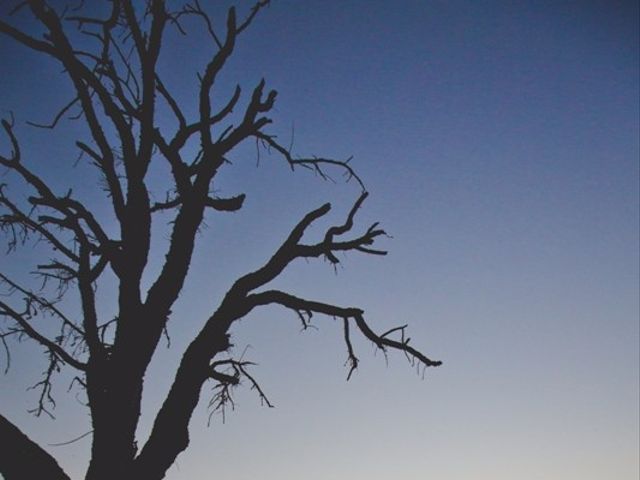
[0,1,441,479]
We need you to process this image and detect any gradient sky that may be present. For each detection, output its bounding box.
[0,1,638,479]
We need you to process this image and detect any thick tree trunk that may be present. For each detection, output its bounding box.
[85,390,140,479]
[84,354,146,480]
[0,413,70,480]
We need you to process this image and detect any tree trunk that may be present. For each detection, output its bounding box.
[84,355,145,480]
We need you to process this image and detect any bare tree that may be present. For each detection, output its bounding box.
[0,1,441,479]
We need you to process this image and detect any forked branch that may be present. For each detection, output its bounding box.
[208,358,273,423]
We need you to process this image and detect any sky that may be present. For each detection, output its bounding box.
[0,1,638,479]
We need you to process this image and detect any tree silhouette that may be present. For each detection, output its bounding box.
[0,2,441,479]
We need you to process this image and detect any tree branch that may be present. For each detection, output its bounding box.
[0,187,79,261]
[0,273,84,339]
[246,289,442,371]
[0,299,87,371]
[0,413,71,480]
[208,358,273,423]
[256,131,365,191]
[233,191,383,295]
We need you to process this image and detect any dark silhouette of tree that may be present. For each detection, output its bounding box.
[0,2,441,479]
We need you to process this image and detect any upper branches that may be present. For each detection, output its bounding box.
[255,132,366,191]
[230,191,385,297]
[2,0,291,373]
[0,119,114,271]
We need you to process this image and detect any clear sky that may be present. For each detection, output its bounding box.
[0,1,638,479]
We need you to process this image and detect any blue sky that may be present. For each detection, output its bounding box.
[0,1,638,479]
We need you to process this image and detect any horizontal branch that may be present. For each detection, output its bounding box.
[205,193,245,212]
[245,289,442,373]
[255,132,365,191]
[352,314,442,368]
[150,193,245,213]
[247,289,362,318]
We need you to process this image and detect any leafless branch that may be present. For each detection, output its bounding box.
[26,97,80,129]
[178,1,222,49]
[0,3,441,478]
[343,317,359,380]
[236,0,271,34]
[245,289,442,378]
[0,273,84,338]
[255,131,365,191]
[27,352,60,419]
[0,298,87,371]
[208,357,272,423]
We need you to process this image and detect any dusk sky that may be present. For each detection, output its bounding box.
[0,1,638,479]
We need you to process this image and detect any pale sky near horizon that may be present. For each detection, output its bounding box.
[0,1,638,479]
